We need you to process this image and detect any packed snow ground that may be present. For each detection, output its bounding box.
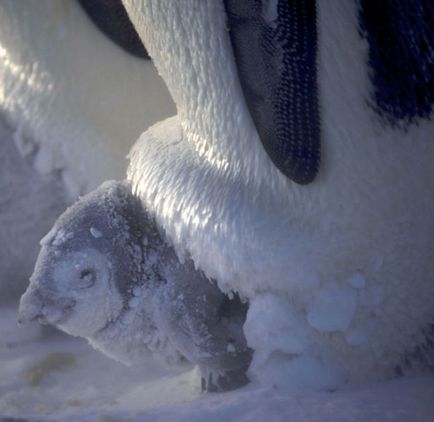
[1,305,434,421]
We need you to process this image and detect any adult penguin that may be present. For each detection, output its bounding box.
[122,0,434,390]
[0,0,174,300]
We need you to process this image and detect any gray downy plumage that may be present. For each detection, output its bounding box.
[18,180,252,392]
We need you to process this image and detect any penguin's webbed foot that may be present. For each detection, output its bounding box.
[200,366,251,393]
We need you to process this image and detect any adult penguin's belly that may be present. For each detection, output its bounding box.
[127,111,434,385]
[126,0,434,386]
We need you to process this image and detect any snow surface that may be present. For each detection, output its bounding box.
[1,306,434,421]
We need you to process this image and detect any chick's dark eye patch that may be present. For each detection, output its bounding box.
[79,269,96,288]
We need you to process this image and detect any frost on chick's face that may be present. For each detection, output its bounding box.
[18,181,137,339]
[44,247,121,338]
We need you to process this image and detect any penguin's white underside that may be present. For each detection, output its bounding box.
[123,0,434,384]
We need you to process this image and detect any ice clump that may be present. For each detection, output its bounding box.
[90,227,103,238]
[307,286,357,332]
[244,294,343,391]
[244,294,313,363]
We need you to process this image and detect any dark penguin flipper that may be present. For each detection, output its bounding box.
[77,0,149,59]
[358,1,434,125]
[224,0,320,185]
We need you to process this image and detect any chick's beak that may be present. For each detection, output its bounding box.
[18,285,44,325]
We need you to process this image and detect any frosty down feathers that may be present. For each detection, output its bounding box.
[18,181,251,391]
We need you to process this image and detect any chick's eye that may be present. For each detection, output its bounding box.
[78,268,96,288]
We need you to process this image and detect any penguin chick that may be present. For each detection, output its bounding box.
[18,180,252,392]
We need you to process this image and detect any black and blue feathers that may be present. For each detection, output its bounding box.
[225,1,434,185]
[78,0,149,59]
[78,0,434,183]
[224,0,320,185]
[359,0,434,125]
